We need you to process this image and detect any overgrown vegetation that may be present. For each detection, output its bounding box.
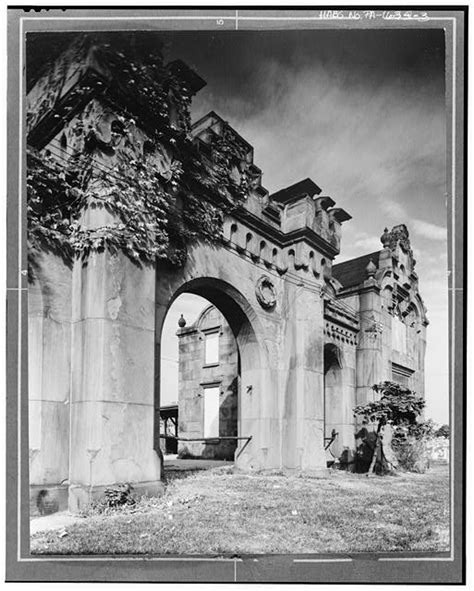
[392,419,449,472]
[77,484,136,518]
[27,33,250,280]
[103,483,136,508]
[31,464,449,555]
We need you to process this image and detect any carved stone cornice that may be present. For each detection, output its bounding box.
[324,320,358,346]
[323,298,359,333]
[234,207,339,259]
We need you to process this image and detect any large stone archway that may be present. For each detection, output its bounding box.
[156,274,269,470]
[154,236,328,473]
[29,219,336,511]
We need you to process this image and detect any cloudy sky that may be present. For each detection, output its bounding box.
[158,29,448,424]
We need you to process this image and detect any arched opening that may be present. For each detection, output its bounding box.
[229,223,238,245]
[287,248,296,269]
[156,277,262,475]
[324,343,344,464]
[271,247,278,266]
[245,232,254,254]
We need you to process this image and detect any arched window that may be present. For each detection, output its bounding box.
[230,223,238,245]
[288,249,296,268]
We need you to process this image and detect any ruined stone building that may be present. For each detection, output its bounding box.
[27,34,428,511]
[176,305,238,460]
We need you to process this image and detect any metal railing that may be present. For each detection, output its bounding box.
[159,434,253,460]
[324,429,339,451]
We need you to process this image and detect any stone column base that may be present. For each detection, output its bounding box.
[29,484,69,517]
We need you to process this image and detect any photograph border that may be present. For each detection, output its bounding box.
[5,5,466,583]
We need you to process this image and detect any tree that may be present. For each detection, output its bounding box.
[435,424,450,439]
[353,381,425,475]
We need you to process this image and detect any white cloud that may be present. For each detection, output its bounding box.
[353,233,381,252]
[411,219,447,241]
[160,293,209,405]
[336,231,381,263]
[378,198,407,221]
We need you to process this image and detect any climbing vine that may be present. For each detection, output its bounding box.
[26,33,250,280]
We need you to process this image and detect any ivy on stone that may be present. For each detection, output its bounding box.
[27,33,250,280]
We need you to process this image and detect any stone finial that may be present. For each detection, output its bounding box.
[366,259,377,278]
[380,227,391,248]
[389,224,413,256]
[178,314,186,328]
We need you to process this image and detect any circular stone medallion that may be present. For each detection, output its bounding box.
[256,275,277,310]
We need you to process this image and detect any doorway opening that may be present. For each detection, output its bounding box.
[159,289,258,480]
[156,276,262,477]
[324,343,344,465]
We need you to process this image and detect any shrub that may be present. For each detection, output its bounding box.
[80,483,136,517]
[391,420,435,473]
[103,483,136,508]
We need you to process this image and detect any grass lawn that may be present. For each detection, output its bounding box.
[31,463,449,556]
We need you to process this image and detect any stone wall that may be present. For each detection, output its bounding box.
[29,246,163,512]
[28,253,73,512]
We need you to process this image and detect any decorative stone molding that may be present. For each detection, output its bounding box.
[255,275,277,310]
[324,321,357,346]
[323,298,359,332]
[365,259,377,278]
[383,223,415,260]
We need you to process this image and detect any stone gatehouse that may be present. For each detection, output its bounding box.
[173,226,428,465]
[27,33,428,511]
